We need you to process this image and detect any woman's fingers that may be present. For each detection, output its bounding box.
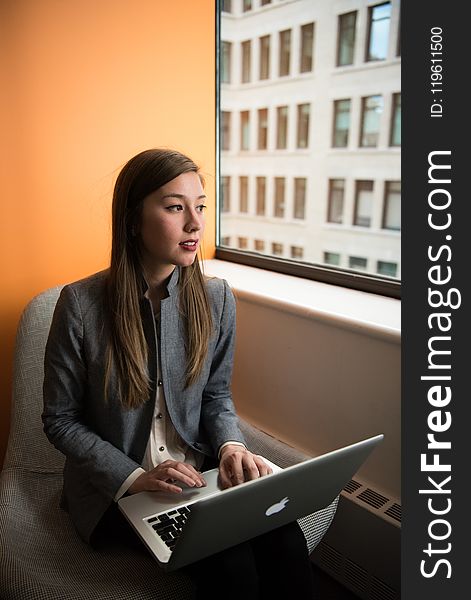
[219,449,273,488]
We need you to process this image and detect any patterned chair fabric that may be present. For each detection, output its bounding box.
[0,286,338,600]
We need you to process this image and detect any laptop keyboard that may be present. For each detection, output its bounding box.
[146,506,191,551]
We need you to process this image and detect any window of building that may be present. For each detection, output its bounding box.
[238,237,248,250]
[254,239,265,252]
[222,41,231,83]
[332,99,351,147]
[366,2,392,62]
[276,106,288,149]
[256,177,266,215]
[274,177,285,218]
[260,35,270,80]
[327,179,345,224]
[349,256,367,271]
[272,242,283,256]
[239,176,249,213]
[324,252,341,266]
[222,0,232,13]
[291,246,304,259]
[258,108,268,150]
[383,181,401,231]
[243,0,252,12]
[294,178,306,219]
[300,23,314,73]
[221,236,231,246]
[279,29,291,76]
[221,111,231,151]
[221,176,230,212]
[354,180,374,227]
[390,93,401,146]
[360,95,383,147]
[240,110,250,150]
[297,103,310,148]
[337,11,356,66]
[377,260,397,278]
[241,40,251,83]
[261,0,271,5]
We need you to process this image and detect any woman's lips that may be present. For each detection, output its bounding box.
[179,240,198,251]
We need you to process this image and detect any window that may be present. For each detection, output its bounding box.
[332,99,351,147]
[241,40,251,83]
[377,260,397,277]
[256,177,266,215]
[276,106,288,149]
[240,111,250,150]
[349,256,368,271]
[221,176,230,212]
[291,246,304,259]
[254,239,265,252]
[360,95,383,147]
[279,30,291,77]
[221,111,231,151]
[297,103,310,148]
[222,0,232,13]
[300,23,314,73]
[383,181,401,231]
[258,108,268,150]
[238,237,248,250]
[324,252,340,266]
[261,0,271,5]
[260,35,270,80]
[239,176,249,213]
[390,93,401,146]
[221,41,231,83]
[274,177,285,218]
[327,179,344,224]
[221,236,231,246]
[354,180,374,227]
[337,11,356,66]
[294,178,306,219]
[243,0,252,12]
[272,242,283,256]
[366,2,391,62]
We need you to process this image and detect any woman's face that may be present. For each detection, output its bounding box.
[138,171,206,275]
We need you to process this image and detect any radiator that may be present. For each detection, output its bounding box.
[311,478,401,600]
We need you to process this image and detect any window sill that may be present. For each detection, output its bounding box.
[203,259,400,343]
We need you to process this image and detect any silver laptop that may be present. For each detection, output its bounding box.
[118,433,384,571]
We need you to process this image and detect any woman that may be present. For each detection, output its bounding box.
[42,148,315,599]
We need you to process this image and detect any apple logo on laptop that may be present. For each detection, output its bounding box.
[265,497,290,516]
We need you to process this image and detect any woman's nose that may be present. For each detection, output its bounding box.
[184,209,202,232]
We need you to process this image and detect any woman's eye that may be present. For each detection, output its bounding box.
[197,204,207,212]
[166,205,183,212]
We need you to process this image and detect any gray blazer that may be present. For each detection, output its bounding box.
[42,267,245,543]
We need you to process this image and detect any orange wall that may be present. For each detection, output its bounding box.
[0,0,216,466]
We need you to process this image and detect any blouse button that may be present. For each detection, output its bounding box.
[157,379,163,386]
[159,446,165,452]
[156,413,163,419]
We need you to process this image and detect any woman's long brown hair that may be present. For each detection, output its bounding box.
[104,148,213,409]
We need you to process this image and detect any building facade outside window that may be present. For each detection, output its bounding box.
[222,41,231,83]
[221,176,230,213]
[377,260,397,277]
[222,111,231,151]
[349,256,367,271]
[272,242,283,256]
[276,106,288,149]
[293,178,306,219]
[254,239,265,252]
[291,246,304,259]
[327,179,345,224]
[390,93,401,146]
[274,177,285,218]
[360,95,383,147]
[243,0,252,12]
[366,2,392,61]
[297,103,310,148]
[279,29,291,76]
[324,251,341,266]
[258,108,268,150]
[300,23,314,72]
[241,40,251,83]
[382,181,401,230]
[332,99,351,147]
[256,177,266,215]
[354,180,374,227]
[337,11,357,66]
[260,35,270,80]
[240,111,250,150]
[238,236,248,249]
[239,176,249,213]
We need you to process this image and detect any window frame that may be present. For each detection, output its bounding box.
[215,2,400,300]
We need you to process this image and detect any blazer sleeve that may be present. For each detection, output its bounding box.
[200,279,246,453]
[42,285,141,502]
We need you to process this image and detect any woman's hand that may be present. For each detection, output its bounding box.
[128,460,207,495]
[218,445,273,489]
